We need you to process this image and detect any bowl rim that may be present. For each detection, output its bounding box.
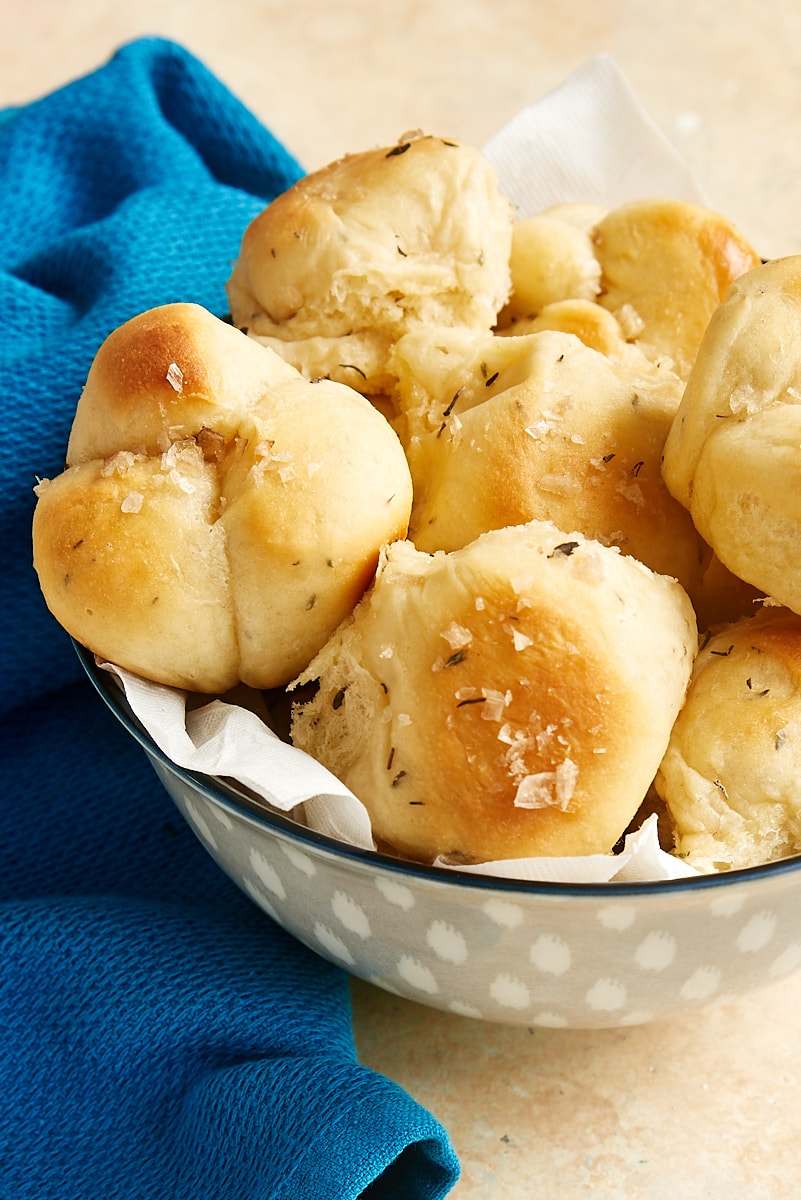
[74,640,801,900]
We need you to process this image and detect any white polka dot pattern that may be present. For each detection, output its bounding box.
[533,1011,569,1029]
[280,842,317,877]
[530,933,572,976]
[207,805,233,831]
[426,921,468,965]
[482,899,524,928]
[709,893,746,918]
[181,799,218,852]
[314,923,355,965]
[596,904,637,932]
[680,966,721,1001]
[737,911,776,953]
[397,956,438,995]
[331,891,371,939]
[248,849,286,900]
[449,1000,484,1020]
[490,974,530,1010]
[771,941,801,977]
[241,878,280,923]
[634,931,676,972]
[585,978,627,1012]
[374,877,415,910]
[163,776,801,1030]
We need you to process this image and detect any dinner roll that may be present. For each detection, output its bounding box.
[33,303,413,691]
[655,607,801,872]
[226,133,513,396]
[33,444,239,694]
[497,298,635,360]
[591,198,761,378]
[290,522,697,864]
[65,301,300,463]
[661,257,801,614]
[389,325,707,597]
[496,212,601,327]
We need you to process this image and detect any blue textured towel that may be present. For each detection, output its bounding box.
[0,38,459,1199]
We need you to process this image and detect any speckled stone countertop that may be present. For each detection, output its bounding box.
[7,2,801,1194]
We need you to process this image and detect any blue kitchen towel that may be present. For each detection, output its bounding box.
[0,38,460,1199]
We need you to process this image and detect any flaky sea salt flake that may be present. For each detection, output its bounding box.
[166,362,184,392]
[729,382,761,415]
[538,473,582,496]
[102,450,138,477]
[514,758,578,811]
[120,491,144,514]
[482,691,510,722]
[441,622,473,651]
[510,626,533,651]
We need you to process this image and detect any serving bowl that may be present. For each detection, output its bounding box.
[77,642,801,1029]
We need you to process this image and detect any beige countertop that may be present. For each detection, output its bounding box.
[6,2,801,1195]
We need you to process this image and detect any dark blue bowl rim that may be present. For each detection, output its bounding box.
[75,640,801,900]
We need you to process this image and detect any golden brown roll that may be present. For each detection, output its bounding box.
[32,303,413,692]
[389,325,708,597]
[661,256,801,614]
[33,445,239,694]
[290,522,697,864]
[497,297,634,359]
[591,198,761,378]
[225,133,514,396]
[65,301,300,462]
[655,607,801,872]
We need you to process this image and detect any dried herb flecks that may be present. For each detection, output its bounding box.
[445,649,468,667]
[549,541,580,558]
[443,387,463,418]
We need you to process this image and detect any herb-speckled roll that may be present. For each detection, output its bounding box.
[290,521,697,863]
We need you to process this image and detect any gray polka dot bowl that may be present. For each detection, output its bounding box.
[79,645,801,1030]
